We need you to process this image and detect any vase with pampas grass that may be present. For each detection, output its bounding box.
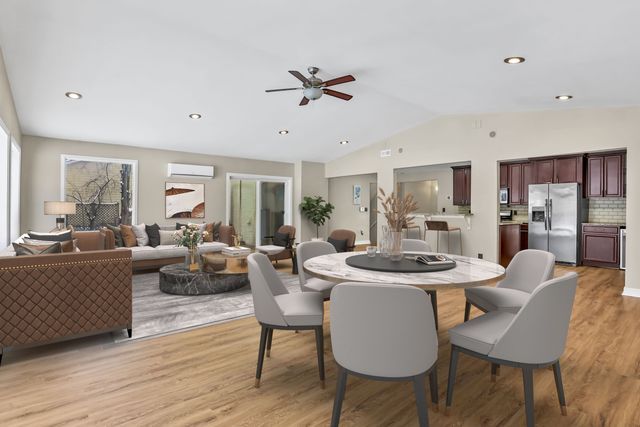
[377,187,418,261]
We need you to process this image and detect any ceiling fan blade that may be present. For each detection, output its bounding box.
[289,70,311,85]
[299,97,310,106]
[265,87,302,92]
[322,75,355,87]
[323,89,353,101]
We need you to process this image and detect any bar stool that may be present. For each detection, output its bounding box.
[401,220,422,239]
[424,220,462,255]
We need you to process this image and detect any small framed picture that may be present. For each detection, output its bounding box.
[353,184,362,205]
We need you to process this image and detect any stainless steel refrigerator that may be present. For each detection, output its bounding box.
[528,183,587,265]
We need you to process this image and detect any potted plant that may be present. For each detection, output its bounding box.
[377,187,417,261]
[299,196,335,240]
[174,224,208,271]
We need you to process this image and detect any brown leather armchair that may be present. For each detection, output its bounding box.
[0,230,132,365]
[328,229,357,252]
[263,225,296,262]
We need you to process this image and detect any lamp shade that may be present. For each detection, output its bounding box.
[44,201,77,215]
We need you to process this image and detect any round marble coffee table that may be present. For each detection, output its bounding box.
[159,262,248,295]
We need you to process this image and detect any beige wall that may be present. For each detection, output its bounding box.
[294,161,329,241]
[328,173,377,243]
[0,47,21,145]
[326,107,640,292]
[21,135,294,232]
[396,164,464,215]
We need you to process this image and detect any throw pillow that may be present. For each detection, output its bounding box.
[106,224,123,247]
[146,223,161,247]
[273,231,290,248]
[23,238,76,253]
[159,229,181,246]
[204,221,222,242]
[28,230,72,242]
[120,225,138,248]
[132,223,149,246]
[13,242,62,256]
[328,237,348,253]
[175,222,188,230]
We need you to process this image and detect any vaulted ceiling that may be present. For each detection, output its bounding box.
[0,1,639,162]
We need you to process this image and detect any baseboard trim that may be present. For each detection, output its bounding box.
[622,287,640,298]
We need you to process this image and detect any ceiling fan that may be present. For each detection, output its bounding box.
[266,66,355,106]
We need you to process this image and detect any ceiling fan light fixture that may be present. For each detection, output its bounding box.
[503,56,525,64]
[303,87,323,100]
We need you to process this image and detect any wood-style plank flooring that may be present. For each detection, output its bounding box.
[0,265,638,426]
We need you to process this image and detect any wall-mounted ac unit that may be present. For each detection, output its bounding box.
[167,163,215,179]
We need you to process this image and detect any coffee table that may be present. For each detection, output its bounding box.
[159,251,251,295]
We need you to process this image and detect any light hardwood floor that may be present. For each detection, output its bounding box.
[0,265,638,426]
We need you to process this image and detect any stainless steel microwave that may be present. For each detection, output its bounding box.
[499,187,509,205]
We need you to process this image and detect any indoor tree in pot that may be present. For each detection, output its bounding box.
[299,196,335,240]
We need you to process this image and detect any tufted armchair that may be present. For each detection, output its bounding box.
[0,234,132,366]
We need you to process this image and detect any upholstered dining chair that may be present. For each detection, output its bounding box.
[247,253,325,388]
[401,238,439,329]
[446,273,578,427]
[402,239,433,252]
[328,229,356,252]
[330,282,439,427]
[296,241,337,300]
[464,249,556,322]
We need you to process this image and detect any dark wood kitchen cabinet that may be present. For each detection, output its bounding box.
[502,162,534,205]
[534,155,584,186]
[499,164,509,188]
[582,224,620,268]
[587,152,625,198]
[500,223,522,267]
[452,166,471,206]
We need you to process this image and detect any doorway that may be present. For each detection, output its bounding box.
[226,173,292,247]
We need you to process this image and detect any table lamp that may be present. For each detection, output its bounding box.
[44,201,77,231]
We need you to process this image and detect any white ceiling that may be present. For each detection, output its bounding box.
[1,1,639,162]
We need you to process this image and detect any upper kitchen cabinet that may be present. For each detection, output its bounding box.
[503,162,534,205]
[534,156,584,185]
[587,152,625,198]
[452,165,471,206]
[499,164,508,188]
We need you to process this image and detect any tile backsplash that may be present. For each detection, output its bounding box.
[588,198,626,224]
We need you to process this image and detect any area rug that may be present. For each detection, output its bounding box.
[115,270,301,341]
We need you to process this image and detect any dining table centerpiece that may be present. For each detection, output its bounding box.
[174,224,208,272]
[377,187,418,261]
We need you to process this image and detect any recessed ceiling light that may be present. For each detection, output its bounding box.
[339,140,349,145]
[555,95,573,101]
[503,56,525,64]
[65,91,82,99]
[189,113,202,119]
[278,129,289,135]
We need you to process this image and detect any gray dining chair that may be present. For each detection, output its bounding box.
[330,282,439,427]
[296,240,338,299]
[402,238,433,252]
[446,272,578,427]
[402,238,439,329]
[247,253,325,388]
[464,249,555,322]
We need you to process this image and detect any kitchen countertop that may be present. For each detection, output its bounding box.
[500,221,527,225]
[582,222,626,228]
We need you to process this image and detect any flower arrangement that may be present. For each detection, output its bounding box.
[377,187,418,232]
[174,224,208,250]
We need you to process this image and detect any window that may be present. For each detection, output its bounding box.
[10,139,20,240]
[0,124,8,246]
[61,155,138,230]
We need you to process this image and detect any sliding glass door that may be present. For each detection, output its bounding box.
[227,174,291,248]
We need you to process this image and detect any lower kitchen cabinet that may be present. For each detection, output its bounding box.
[582,224,620,268]
[500,223,522,268]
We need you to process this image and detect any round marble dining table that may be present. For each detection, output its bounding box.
[303,251,506,291]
